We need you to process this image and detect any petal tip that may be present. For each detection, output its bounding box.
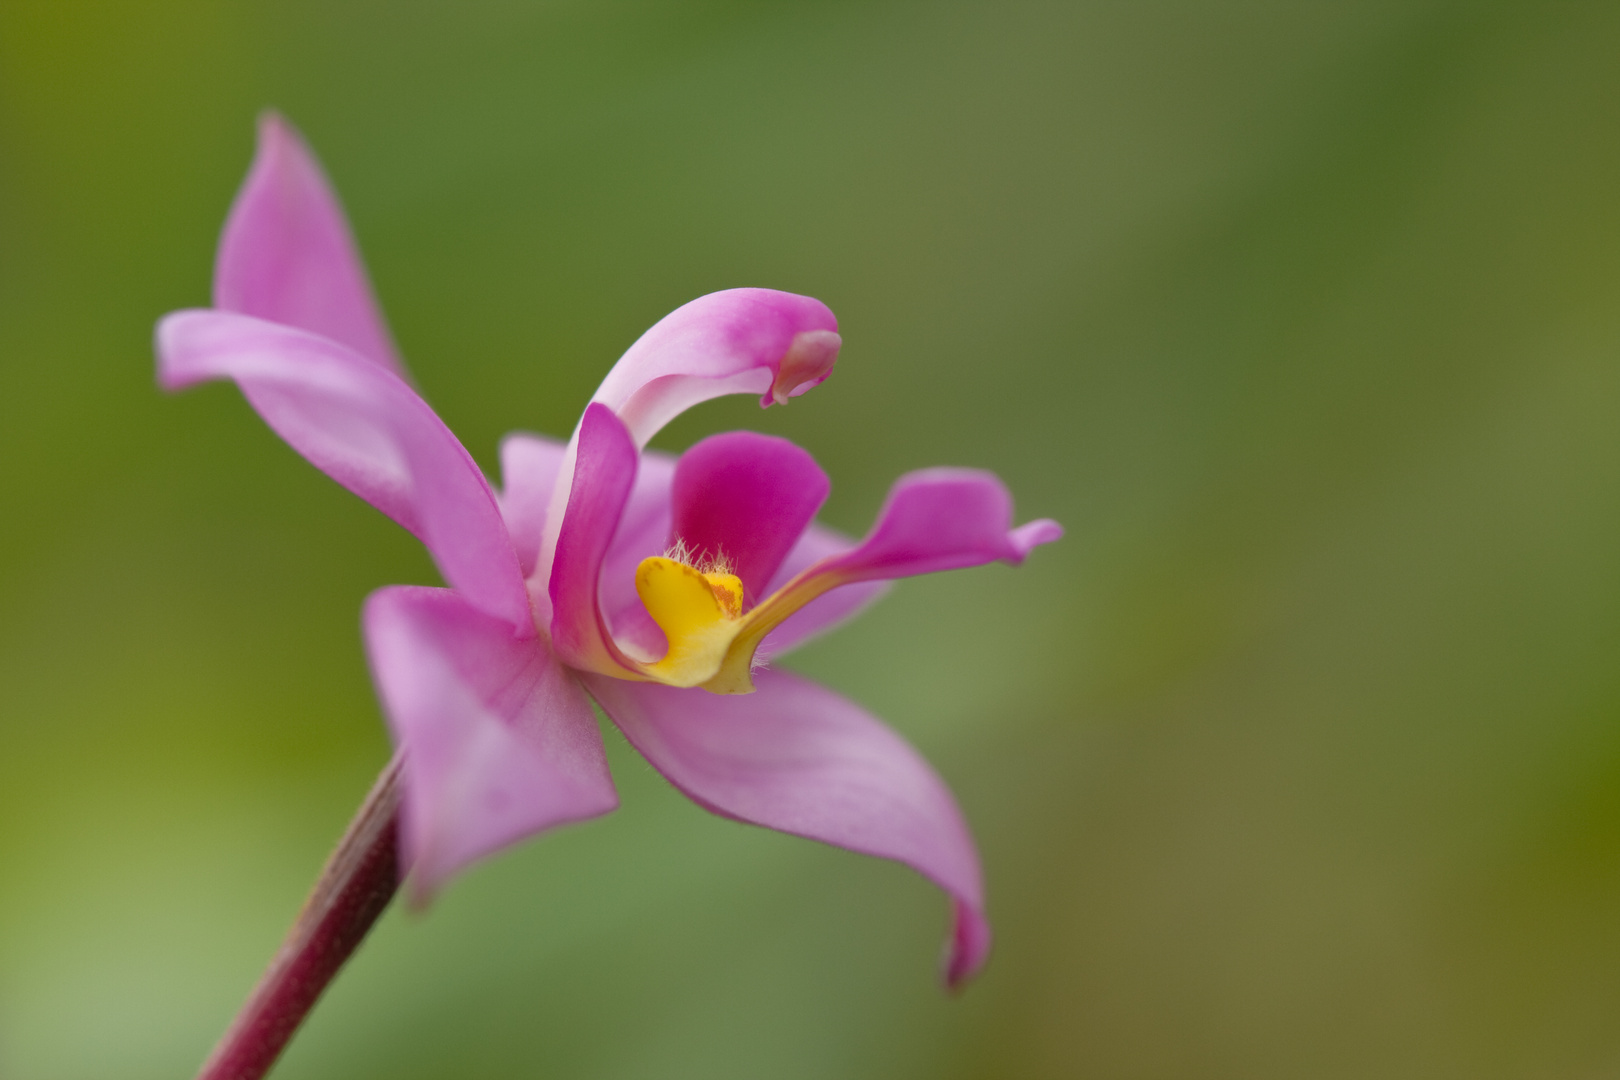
[766,329,842,407]
[942,898,993,992]
[402,869,441,914]
[255,108,295,147]
[153,308,223,392]
[1009,518,1063,559]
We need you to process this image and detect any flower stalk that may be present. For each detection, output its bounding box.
[195,755,404,1080]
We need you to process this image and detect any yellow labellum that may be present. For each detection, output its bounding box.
[632,552,852,695]
[634,557,745,687]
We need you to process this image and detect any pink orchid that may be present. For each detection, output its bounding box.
[158,115,1059,1068]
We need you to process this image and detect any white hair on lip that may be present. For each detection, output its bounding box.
[662,536,735,577]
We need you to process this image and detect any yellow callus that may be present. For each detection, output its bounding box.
[634,556,746,687]
[632,550,853,694]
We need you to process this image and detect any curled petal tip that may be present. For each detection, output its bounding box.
[767,329,842,407]
[1009,518,1063,559]
[943,898,993,991]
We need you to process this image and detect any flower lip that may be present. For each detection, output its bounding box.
[633,555,746,686]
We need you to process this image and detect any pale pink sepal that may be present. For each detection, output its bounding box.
[156,310,530,630]
[582,668,991,988]
[364,586,617,901]
[215,113,406,378]
[497,432,569,579]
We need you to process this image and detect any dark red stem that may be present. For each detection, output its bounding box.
[195,755,404,1080]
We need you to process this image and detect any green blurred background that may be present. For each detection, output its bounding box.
[4,1,1620,1076]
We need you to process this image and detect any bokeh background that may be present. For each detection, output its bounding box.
[4,1,1620,1077]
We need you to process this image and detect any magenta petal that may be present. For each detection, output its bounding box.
[214,113,406,377]
[598,449,678,656]
[670,432,830,604]
[756,523,891,659]
[592,289,841,446]
[498,432,568,578]
[365,586,617,900]
[583,668,990,987]
[548,403,641,675]
[157,310,529,630]
[823,468,1062,583]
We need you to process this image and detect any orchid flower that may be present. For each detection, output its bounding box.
[158,115,1059,1078]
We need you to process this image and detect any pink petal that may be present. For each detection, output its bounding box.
[592,288,841,446]
[498,433,676,635]
[547,404,642,676]
[725,470,1060,682]
[365,586,617,901]
[821,468,1062,583]
[582,669,991,988]
[755,523,891,659]
[214,113,406,378]
[497,432,568,578]
[597,449,678,657]
[157,310,530,630]
[669,431,830,604]
[537,289,840,585]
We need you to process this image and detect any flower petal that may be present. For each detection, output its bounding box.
[707,468,1062,693]
[755,523,891,659]
[537,289,840,585]
[592,288,841,446]
[157,309,530,629]
[547,403,643,676]
[582,668,990,988]
[214,113,406,377]
[669,431,830,604]
[497,432,568,578]
[598,449,678,657]
[365,586,617,901]
[822,467,1062,580]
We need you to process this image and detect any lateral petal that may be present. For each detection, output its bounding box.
[157,310,529,629]
[214,113,406,377]
[365,586,618,902]
[707,468,1062,693]
[823,467,1063,581]
[547,404,644,676]
[597,449,678,658]
[755,523,890,659]
[582,669,991,988]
